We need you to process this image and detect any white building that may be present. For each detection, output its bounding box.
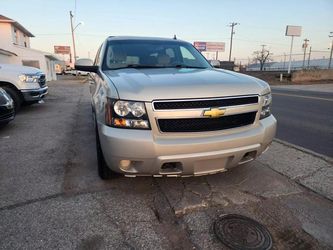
[0,14,59,81]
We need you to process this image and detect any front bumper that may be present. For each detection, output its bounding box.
[98,115,277,177]
[21,86,48,102]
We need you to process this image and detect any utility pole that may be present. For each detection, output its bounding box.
[70,11,76,65]
[307,46,312,69]
[329,32,333,69]
[228,22,239,62]
[70,11,83,66]
[283,53,286,70]
[302,38,309,69]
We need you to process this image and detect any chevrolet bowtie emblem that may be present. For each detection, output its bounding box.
[203,108,226,118]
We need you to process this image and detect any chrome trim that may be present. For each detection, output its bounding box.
[20,86,48,93]
[152,94,259,111]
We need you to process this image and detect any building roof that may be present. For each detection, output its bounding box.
[0,14,34,37]
[0,48,17,56]
[45,54,60,61]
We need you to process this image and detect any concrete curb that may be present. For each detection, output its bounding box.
[273,138,333,164]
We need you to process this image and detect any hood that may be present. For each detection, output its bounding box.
[105,68,270,102]
[0,63,43,75]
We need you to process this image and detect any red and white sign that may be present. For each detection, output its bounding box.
[54,46,71,54]
[194,42,207,51]
[194,42,225,52]
[205,42,225,52]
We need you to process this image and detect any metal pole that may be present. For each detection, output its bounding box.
[70,11,77,65]
[329,32,333,69]
[283,53,286,70]
[228,22,238,62]
[307,46,312,69]
[216,51,218,60]
[302,39,309,69]
[287,36,294,74]
[329,44,333,69]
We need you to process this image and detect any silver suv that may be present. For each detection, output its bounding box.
[75,36,276,179]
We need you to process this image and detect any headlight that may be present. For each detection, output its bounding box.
[130,102,146,117]
[19,74,40,83]
[105,99,150,129]
[114,101,130,117]
[260,93,272,119]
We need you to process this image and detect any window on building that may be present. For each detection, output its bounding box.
[13,28,18,44]
[22,60,40,69]
[24,35,27,47]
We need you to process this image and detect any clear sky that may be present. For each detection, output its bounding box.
[1,0,332,63]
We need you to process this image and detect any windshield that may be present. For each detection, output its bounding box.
[103,39,212,70]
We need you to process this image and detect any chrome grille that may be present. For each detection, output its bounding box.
[153,96,258,110]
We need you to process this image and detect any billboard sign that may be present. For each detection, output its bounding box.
[285,25,302,37]
[206,42,225,52]
[194,42,225,52]
[193,42,206,52]
[54,46,71,54]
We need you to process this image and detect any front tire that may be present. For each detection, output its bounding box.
[2,87,22,111]
[95,123,113,180]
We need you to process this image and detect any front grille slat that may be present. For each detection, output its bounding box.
[158,112,257,133]
[154,96,258,110]
[38,74,46,87]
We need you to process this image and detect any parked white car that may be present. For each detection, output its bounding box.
[0,64,48,110]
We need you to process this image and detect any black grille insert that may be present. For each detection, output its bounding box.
[39,74,46,87]
[154,96,258,110]
[158,112,257,132]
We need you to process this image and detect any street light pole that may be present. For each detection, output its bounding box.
[302,38,309,69]
[283,53,286,70]
[329,32,333,69]
[287,35,294,74]
[70,11,76,65]
[228,22,239,62]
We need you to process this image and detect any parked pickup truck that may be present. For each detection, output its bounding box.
[75,36,277,179]
[0,64,48,110]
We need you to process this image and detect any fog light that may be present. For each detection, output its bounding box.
[120,160,131,170]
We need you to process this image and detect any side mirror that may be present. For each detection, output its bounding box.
[75,58,98,72]
[210,60,220,68]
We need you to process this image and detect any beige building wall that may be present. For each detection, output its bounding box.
[0,22,57,81]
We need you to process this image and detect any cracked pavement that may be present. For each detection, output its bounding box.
[0,76,332,249]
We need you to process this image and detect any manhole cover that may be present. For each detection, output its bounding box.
[214,214,272,250]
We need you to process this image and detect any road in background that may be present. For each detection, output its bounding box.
[271,87,333,157]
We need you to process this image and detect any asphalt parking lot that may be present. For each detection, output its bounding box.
[0,76,332,249]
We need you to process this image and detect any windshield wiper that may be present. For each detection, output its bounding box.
[111,64,208,70]
[111,64,164,70]
[172,64,207,69]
